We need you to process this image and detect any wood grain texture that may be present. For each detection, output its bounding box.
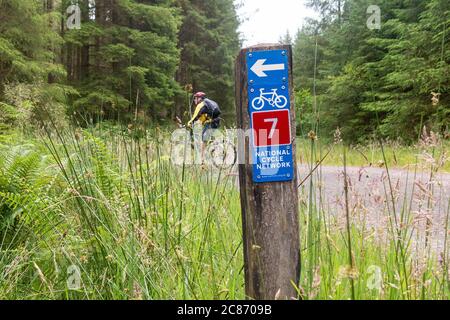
[235,44,300,300]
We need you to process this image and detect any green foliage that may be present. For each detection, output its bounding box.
[0,0,240,127]
[62,0,182,122]
[295,89,316,135]
[294,0,450,143]
[0,102,18,133]
[0,141,57,249]
[1,127,245,299]
[2,82,71,131]
[175,0,240,117]
[0,0,69,130]
[0,0,64,84]
[0,127,448,299]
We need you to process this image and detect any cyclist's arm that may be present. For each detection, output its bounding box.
[188,102,207,126]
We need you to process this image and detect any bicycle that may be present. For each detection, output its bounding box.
[204,121,237,170]
[177,117,237,170]
[251,88,288,110]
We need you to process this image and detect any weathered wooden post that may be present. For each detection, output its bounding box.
[235,44,300,300]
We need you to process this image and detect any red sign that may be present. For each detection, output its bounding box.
[251,110,291,147]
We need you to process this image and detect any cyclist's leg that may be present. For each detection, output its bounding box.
[202,123,213,142]
[202,123,212,163]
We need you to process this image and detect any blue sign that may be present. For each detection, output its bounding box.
[247,49,294,183]
[251,145,294,183]
[248,50,289,87]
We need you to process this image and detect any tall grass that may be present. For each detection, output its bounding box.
[1,126,243,299]
[0,125,448,300]
[295,127,449,300]
[297,138,450,172]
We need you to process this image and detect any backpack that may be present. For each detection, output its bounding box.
[204,98,221,118]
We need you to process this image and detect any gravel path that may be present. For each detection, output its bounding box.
[296,165,450,253]
[228,165,449,253]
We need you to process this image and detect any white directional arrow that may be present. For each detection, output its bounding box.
[250,59,285,77]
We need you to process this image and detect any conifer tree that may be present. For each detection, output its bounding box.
[175,0,240,119]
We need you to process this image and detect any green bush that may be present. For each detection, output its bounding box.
[0,103,18,133]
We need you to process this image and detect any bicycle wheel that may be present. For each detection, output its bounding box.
[208,142,236,169]
[274,95,288,108]
[251,97,265,110]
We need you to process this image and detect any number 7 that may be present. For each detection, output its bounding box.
[264,118,278,139]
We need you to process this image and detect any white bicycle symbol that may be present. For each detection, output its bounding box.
[251,88,288,110]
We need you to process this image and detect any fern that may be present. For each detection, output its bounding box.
[0,144,58,249]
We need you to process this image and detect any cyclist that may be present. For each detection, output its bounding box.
[187,92,221,142]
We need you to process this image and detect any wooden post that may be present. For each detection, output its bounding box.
[235,44,300,300]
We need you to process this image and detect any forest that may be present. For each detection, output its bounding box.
[293,0,449,143]
[0,0,448,142]
[0,0,239,129]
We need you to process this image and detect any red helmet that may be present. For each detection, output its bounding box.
[193,92,206,98]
